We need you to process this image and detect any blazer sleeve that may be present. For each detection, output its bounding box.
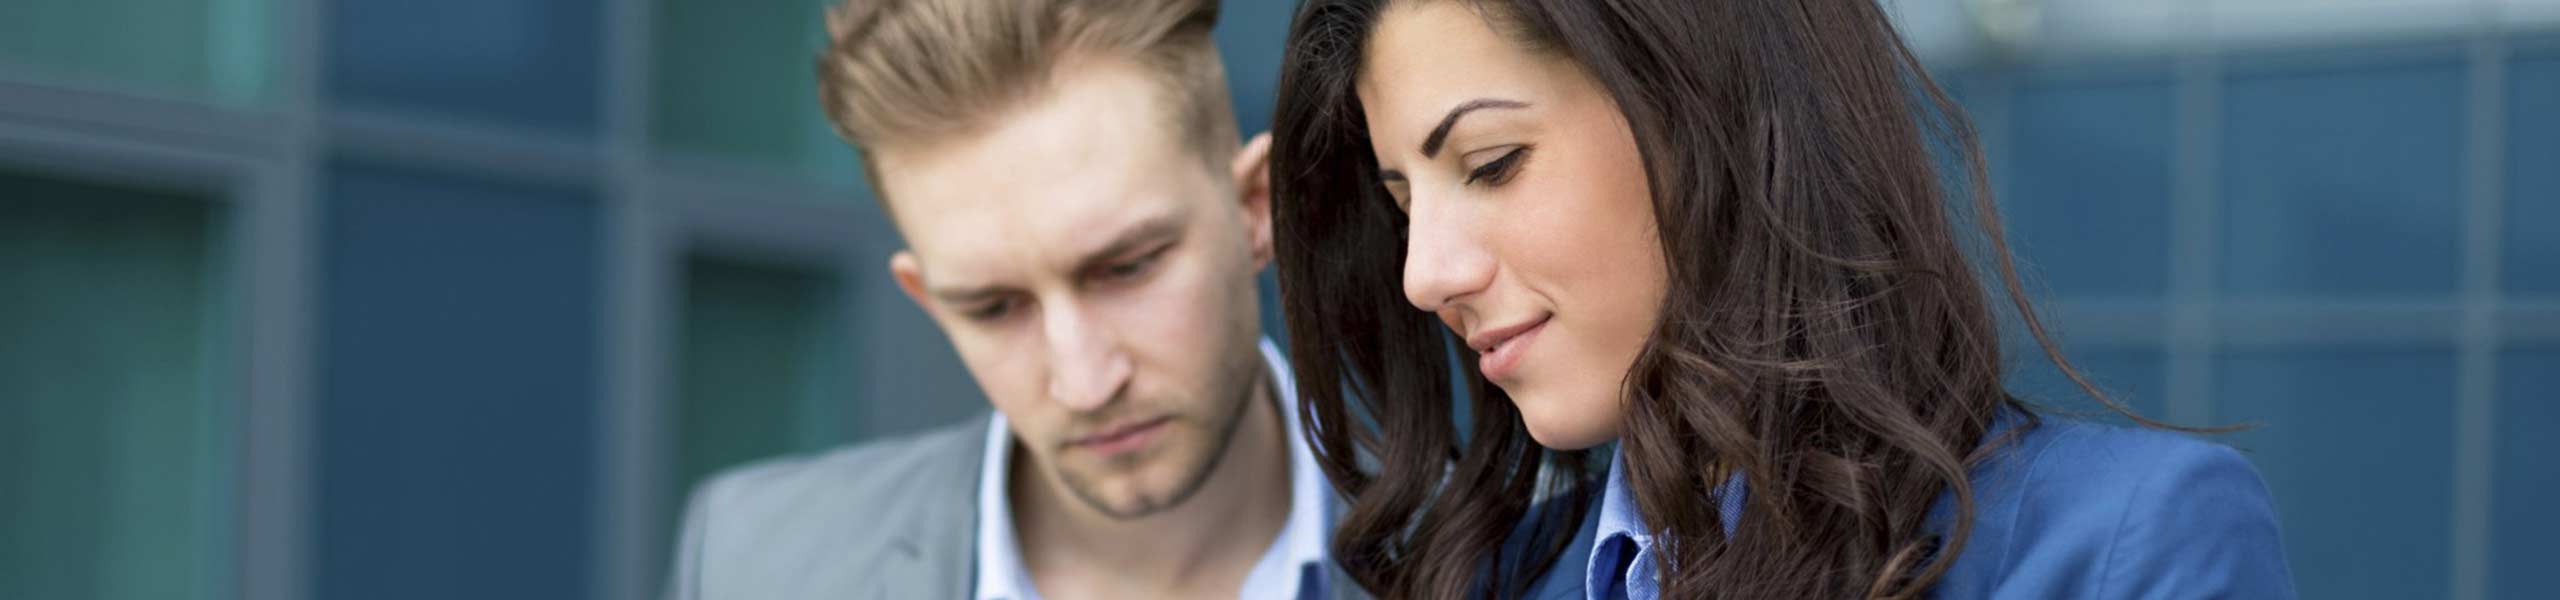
[664,480,717,600]
[2098,441,2298,600]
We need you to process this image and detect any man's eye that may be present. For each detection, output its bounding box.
[1101,255,1155,280]
[1099,245,1172,283]
[965,298,1014,321]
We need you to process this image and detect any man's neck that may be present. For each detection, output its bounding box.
[1012,367,1293,599]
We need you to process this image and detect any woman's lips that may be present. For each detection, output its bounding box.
[1473,314,1551,381]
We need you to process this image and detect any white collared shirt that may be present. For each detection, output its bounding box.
[974,338,1332,600]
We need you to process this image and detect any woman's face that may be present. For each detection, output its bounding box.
[1357,1,1667,450]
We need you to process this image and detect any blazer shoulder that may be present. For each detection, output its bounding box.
[701,417,988,515]
[1989,419,2264,514]
[669,416,989,599]
[1952,418,2296,599]
[698,416,988,510]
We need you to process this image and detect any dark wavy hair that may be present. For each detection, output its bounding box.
[1270,0,2182,598]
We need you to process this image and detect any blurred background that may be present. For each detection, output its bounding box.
[0,0,2552,598]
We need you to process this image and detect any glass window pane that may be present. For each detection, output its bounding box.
[0,168,234,600]
[648,0,1313,187]
[2217,348,2455,600]
[672,255,856,497]
[328,0,601,136]
[1215,1,1294,138]
[2505,53,2560,294]
[2007,77,2176,299]
[317,160,599,600]
[2493,348,2560,600]
[651,254,860,595]
[2008,345,2170,422]
[2220,57,2465,297]
[0,0,274,106]
[649,0,858,182]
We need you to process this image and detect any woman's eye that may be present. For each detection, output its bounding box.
[1464,146,1529,186]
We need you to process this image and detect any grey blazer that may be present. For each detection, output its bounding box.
[664,414,1368,599]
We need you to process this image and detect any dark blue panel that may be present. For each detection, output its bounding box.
[327,0,601,136]
[1256,270,1286,347]
[1214,0,1296,136]
[2007,345,2168,422]
[2492,349,2560,600]
[2217,349,2455,600]
[1933,71,2004,242]
[2006,79,2174,298]
[2220,61,2465,297]
[2507,55,2560,293]
[1220,1,1299,346]
[1939,69,1990,107]
[318,161,599,600]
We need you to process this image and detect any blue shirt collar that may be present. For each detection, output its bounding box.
[1585,446,1746,600]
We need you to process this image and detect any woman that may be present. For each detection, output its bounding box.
[1268,0,2295,598]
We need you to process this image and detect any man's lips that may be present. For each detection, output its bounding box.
[1068,416,1174,453]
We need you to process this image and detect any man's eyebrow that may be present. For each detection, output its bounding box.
[1070,213,1184,275]
[930,283,1009,305]
[1420,98,1531,158]
[924,214,1184,303]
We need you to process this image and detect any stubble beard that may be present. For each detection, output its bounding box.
[1053,346,1268,520]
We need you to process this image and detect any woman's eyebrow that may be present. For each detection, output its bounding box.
[1420,98,1531,158]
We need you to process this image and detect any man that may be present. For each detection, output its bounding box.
[664,1,1351,598]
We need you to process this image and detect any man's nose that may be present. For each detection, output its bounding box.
[1043,302,1131,411]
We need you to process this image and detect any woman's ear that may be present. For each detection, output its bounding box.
[1232,132,1276,269]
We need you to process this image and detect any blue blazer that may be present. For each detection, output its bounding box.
[1513,416,2297,599]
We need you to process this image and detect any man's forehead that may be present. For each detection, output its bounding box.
[895,175,1198,285]
[873,59,1223,283]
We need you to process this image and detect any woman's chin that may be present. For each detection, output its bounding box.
[1514,392,1621,450]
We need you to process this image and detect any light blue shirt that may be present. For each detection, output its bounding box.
[1584,450,1744,600]
[974,338,1332,600]
[1545,415,2296,599]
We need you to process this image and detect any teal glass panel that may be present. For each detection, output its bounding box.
[672,254,858,498]
[649,0,860,184]
[0,0,273,105]
[0,168,235,600]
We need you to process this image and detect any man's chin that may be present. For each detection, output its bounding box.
[1044,414,1239,520]
[1067,479,1174,519]
[1057,461,1207,520]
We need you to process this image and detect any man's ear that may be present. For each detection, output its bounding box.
[890,250,934,317]
[1232,131,1275,270]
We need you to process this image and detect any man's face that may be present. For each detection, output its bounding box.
[880,59,1273,519]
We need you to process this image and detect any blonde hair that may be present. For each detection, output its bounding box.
[815,0,1237,181]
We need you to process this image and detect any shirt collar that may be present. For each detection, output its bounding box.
[975,337,1330,600]
[1586,446,1746,600]
[1242,336,1333,600]
[974,410,1038,600]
